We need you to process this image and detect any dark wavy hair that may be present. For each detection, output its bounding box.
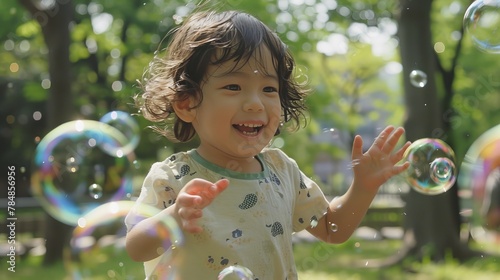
[136,10,309,142]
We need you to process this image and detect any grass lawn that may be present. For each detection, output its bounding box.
[1,235,499,280]
[294,237,500,280]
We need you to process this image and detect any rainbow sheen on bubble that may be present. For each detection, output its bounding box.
[99,111,140,156]
[67,201,183,280]
[458,124,500,237]
[464,0,500,54]
[218,265,255,280]
[31,120,135,225]
[402,138,457,195]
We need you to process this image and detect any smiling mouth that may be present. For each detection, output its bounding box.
[233,123,263,136]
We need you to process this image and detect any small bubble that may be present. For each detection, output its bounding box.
[430,157,455,184]
[88,184,103,199]
[409,70,427,88]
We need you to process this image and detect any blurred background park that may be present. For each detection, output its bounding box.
[1,0,500,279]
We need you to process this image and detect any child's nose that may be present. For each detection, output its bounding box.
[243,92,264,112]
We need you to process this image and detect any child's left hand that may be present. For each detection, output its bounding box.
[351,125,411,191]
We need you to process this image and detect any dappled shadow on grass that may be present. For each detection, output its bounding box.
[294,238,406,279]
[294,238,500,280]
[0,247,146,280]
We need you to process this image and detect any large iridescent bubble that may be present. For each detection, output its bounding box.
[464,0,500,54]
[67,201,183,279]
[99,111,141,157]
[458,124,500,237]
[31,120,135,225]
[402,138,457,195]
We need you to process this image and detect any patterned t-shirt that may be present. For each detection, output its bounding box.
[125,148,329,280]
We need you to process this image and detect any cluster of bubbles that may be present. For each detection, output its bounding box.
[458,124,500,238]
[401,138,457,195]
[31,111,140,225]
[31,111,259,279]
[464,0,500,54]
[29,111,179,279]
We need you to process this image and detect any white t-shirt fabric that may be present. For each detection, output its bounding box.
[125,148,329,279]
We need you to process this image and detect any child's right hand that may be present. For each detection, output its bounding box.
[173,178,229,233]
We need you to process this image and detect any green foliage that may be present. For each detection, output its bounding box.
[16,20,41,38]
[0,0,408,179]
[23,82,48,102]
[430,1,500,161]
[2,0,500,189]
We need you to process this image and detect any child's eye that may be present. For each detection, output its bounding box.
[224,84,241,91]
[263,86,278,93]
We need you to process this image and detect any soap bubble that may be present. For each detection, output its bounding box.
[409,70,427,88]
[88,184,103,199]
[458,124,500,239]
[67,201,183,280]
[429,158,455,185]
[402,138,457,195]
[99,111,140,156]
[464,0,500,54]
[31,120,135,225]
[218,265,255,280]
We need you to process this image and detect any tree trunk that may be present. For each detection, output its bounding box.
[395,0,481,263]
[18,0,75,265]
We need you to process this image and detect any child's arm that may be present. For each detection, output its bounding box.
[125,178,229,262]
[308,126,411,243]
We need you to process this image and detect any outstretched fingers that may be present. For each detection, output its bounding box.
[176,178,229,233]
[372,126,396,151]
[351,135,364,160]
[392,140,412,162]
[381,127,406,153]
[183,178,229,206]
[390,140,412,174]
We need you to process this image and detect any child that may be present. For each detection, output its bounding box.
[125,9,411,279]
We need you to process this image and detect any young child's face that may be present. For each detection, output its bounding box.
[192,46,282,160]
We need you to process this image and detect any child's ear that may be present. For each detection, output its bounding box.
[172,97,196,123]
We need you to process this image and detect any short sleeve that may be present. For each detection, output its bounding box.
[292,170,329,232]
[262,148,329,233]
[124,161,180,232]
